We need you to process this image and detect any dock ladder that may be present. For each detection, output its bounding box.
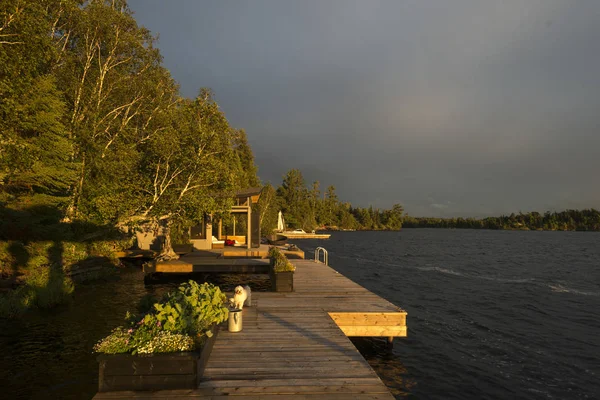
[314,247,329,266]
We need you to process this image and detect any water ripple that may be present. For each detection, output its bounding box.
[292,230,600,399]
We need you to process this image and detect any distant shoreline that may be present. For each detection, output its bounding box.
[322,227,600,232]
[319,208,600,232]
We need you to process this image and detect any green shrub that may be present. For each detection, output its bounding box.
[137,294,159,314]
[94,280,229,355]
[147,280,229,336]
[268,246,296,273]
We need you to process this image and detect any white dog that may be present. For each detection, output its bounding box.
[230,285,251,309]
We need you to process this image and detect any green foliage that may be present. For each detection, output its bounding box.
[231,128,260,189]
[134,91,238,227]
[0,75,76,208]
[94,280,228,355]
[268,247,296,273]
[170,220,192,245]
[137,294,159,315]
[1,0,260,261]
[148,281,229,336]
[402,209,600,231]
[272,169,405,232]
[0,0,78,212]
[277,169,311,230]
[0,0,265,323]
[256,183,278,233]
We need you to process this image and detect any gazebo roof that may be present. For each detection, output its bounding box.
[234,187,263,199]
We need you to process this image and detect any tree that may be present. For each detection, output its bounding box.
[385,203,404,230]
[57,0,178,221]
[0,76,76,208]
[0,0,263,276]
[307,181,320,228]
[231,128,259,189]
[322,185,339,227]
[277,169,309,229]
[0,0,78,210]
[339,203,358,229]
[256,183,277,233]
[133,90,238,259]
[356,208,373,230]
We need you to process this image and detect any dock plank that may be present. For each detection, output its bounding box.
[146,258,270,274]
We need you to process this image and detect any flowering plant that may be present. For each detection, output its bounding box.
[268,247,296,273]
[136,331,195,354]
[93,280,228,354]
[93,327,133,354]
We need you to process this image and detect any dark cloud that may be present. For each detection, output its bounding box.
[129,0,600,216]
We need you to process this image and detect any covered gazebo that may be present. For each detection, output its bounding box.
[190,187,262,251]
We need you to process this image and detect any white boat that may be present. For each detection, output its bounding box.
[284,228,331,239]
[277,211,285,232]
[277,212,331,239]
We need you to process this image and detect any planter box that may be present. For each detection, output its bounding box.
[97,326,218,392]
[270,270,294,292]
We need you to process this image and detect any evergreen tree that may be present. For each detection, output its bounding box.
[0,0,77,211]
[308,181,320,227]
[323,185,339,227]
[277,169,310,229]
[231,128,260,189]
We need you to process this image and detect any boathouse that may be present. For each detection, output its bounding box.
[190,187,262,251]
[134,188,263,252]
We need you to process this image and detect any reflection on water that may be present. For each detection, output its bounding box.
[351,337,417,397]
[0,265,270,400]
[149,272,271,293]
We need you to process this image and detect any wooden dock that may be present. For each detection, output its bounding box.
[144,257,271,274]
[283,233,331,239]
[96,259,406,399]
[144,245,305,275]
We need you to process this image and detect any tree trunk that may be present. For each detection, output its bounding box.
[63,152,85,222]
[156,218,179,261]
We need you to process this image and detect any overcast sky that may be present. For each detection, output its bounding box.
[128,0,600,217]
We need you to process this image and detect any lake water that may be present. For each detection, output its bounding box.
[296,230,600,399]
[1,230,599,399]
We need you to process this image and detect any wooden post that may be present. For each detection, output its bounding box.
[387,336,394,350]
[218,219,222,240]
[233,215,236,236]
[247,198,251,250]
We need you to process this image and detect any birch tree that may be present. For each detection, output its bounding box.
[132,90,238,259]
[58,0,178,221]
